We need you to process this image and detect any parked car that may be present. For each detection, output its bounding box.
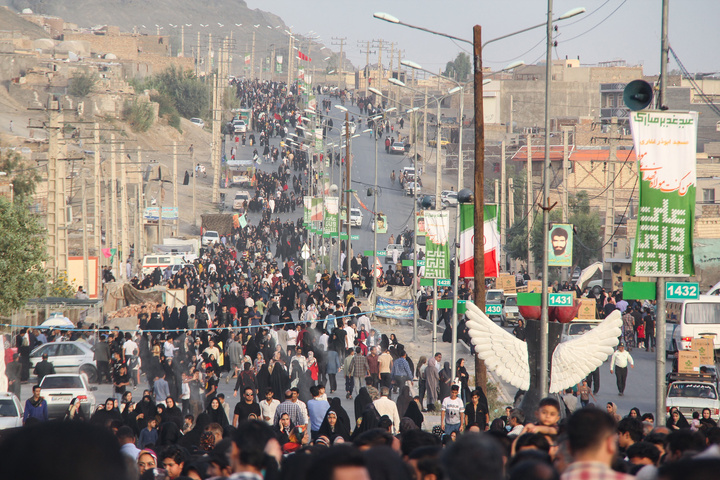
[30,341,98,383]
[190,118,205,128]
[341,121,357,136]
[560,320,602,343]
[0,393,23,430]
[405,182,420,196]
[441,190,458,207]
[201,230,220,246]
[428,137,450,148]
[39,374,96,419]
[390,142,405,154]
[385,243,405,264]
[485,289,504,321]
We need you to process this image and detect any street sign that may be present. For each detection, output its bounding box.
[623,281,657,300]
[486,304,502,315]
[351,235,359,240]
[340,233,348,239]
[417,260,425,266]
[437,279,451,287]
[402,260,413,267]
[300,244,310,260]
[666,282,700,300]
[363,250,374,256]
[548,293,574,307]
[376,251,387,257]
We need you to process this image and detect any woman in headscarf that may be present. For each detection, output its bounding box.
[439,362,453,402]
[353,387,372,422]
[425,356,439,411]
[205,396,229,428]
[298,368,314,404]
[699,408,717,431]
[380,334,390,352]
[327,397,351,435]
[269,356,290,397]
[63,397,86,422]
[404,397,424,429]
[455,358,471,404]
[256,361,271,395]
[626,407,641,420]
[158,421,182,446]
[318,409,351,442]
[179,412,210,449]
[395,385,413,418]
[162,396,184,429]
[666,407,690,430]
[254,352,266,374]
[606,402,622,422]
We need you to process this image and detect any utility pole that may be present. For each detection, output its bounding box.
[251,31,256,79]
[211,72,220,203]
[358,41,374,97]
[344,110,352,277]
[655,0,670,432]
[331,37,347,88]
[287,29,294,85]
[180,24,185,57]
[173,142,178,236]
[207,33,213,75]
[527,133,533,276]
[423,87,428,171]
[196,31,201,77]
[500,139,507,270]
[376,39,383,93]
[562,127,570,282]
[46,109,68,278]
[388,42,394,106]
[120,147,129,278]
[81,179,89,292]
[137,146,144,261]
[603,118,618,272]
[93,124,102,292]
[110,134,118,277]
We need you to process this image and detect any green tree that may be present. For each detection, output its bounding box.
[0,148,41,201]
[68,71,98,97]
[47,271,76,298]
[443,53,471,82]
[0,198,47,316]
[123,99,155,133]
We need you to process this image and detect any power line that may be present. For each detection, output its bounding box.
[669,47,720,118]
[563,0,628,42]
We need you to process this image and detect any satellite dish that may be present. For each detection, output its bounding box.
[623,80,654,111]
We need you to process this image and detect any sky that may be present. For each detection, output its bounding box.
[245,0,720,76]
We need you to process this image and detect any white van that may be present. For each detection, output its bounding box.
[669,296,720,353]
[141,255,185,275]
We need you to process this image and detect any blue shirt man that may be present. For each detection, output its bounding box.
[23,385,48,423]
[307,385,330,436]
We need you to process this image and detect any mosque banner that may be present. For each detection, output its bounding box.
[424,210,450,279]
[630,111,698,277]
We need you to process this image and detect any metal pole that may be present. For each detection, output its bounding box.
[373,132,378,318]
[451,87,464,379]
[412,118,419,342]
[82,179,89,292]
[500,139,507,271]
[435,101,442,208]
[432,278,438,356]
[173,142,178,236]
[539,0,554,400]
[345,111,352,277]
[137,147,144,260]
[656,0,670,426]
[110,134,118,277]
[94,124,102,293]
[472,25,488,390]
[120,152,129,278]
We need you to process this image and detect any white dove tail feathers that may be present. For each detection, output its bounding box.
[549,310,623,393]
[465,302,531,391]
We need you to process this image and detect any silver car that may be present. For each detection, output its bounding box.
[30,341,98,383]
[39,374,97,419]
[0,393,23,430]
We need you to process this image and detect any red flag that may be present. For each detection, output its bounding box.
[274,113,282,121]
[298,51,311,62]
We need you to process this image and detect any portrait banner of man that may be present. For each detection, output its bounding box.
[548,224,573,267]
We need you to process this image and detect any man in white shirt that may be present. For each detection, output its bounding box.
[344,322,356,350]
[259,388,281,424]
[441,385,465,436]
[373,387,401,433]
[610,343,634,396]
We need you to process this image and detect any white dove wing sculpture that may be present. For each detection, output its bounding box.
[549,310,623,393]
[465,301,530,391]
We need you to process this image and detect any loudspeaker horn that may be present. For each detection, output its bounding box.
[623,80,654,111]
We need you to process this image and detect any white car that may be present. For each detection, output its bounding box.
[0,393,23,430]
[560,320,601,343]
[405,182,420,196]
[233,190,251,211]
[666,378,720,421]
[441,190,458,207]
[233,119,247,133]
[390,142,405,154]
[501,293,522,327]
[190,117,205,128]
[39,374,96,419]
[30,341,98,383]
[201,230,220,246]
[385,243,405,264]
[341,121,357,136]
[350,208,363,227]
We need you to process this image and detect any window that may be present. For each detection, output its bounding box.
[684,303,720,324]
[40,376,84,389]
[58,343,81,356]
[34,344,59,358]
[703,188,715,204]
[0,399,19,417]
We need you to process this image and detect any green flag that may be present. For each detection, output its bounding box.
[424,210,450,279]
[239,214,248,229]
[630,111,698,277]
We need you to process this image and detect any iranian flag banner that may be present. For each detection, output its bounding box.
[311,197,323,222]
[303,196,312,225]
[630,110,698,277]
[459,204,499,278]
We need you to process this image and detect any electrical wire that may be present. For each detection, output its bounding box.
[584,146,635,201]
[669,47,720,118]
[561,0,613,26]
[562,0,628,42]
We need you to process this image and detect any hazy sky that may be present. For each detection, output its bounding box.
[245,0,719,76]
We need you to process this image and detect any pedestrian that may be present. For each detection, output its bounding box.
[644,308,656,352]
[23,385,48,423]
[610,343,634,396]
[33,353,55,384]
[441,385,465,437]
[94,334,111,384]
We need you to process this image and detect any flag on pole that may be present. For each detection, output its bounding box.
[244,54,250,65]
[238,214,248,229]
[459,204,499,278]
[311,197,323,222]
[298,51,312,62]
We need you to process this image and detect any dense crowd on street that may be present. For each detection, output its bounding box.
[3,77,717,480]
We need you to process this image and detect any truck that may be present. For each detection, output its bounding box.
[201,214,236,237]
[224,160,256,188]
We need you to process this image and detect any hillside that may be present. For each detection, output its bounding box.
[0,0,338,72]
[0,5,51,38]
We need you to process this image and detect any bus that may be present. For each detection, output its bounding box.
[667,296,720,354]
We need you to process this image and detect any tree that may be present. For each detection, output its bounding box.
[0,148,41,201]
[0,198,47,316]
[443,53,471,83]
[68,71,98,97]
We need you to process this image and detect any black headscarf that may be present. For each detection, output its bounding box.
[159,421,182,446]
[205,397,229,428]
[318,408,351,441]
[179,412,211,449]
[403,401,424,430]
[395,386,412,418]
[353,387,372,421]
